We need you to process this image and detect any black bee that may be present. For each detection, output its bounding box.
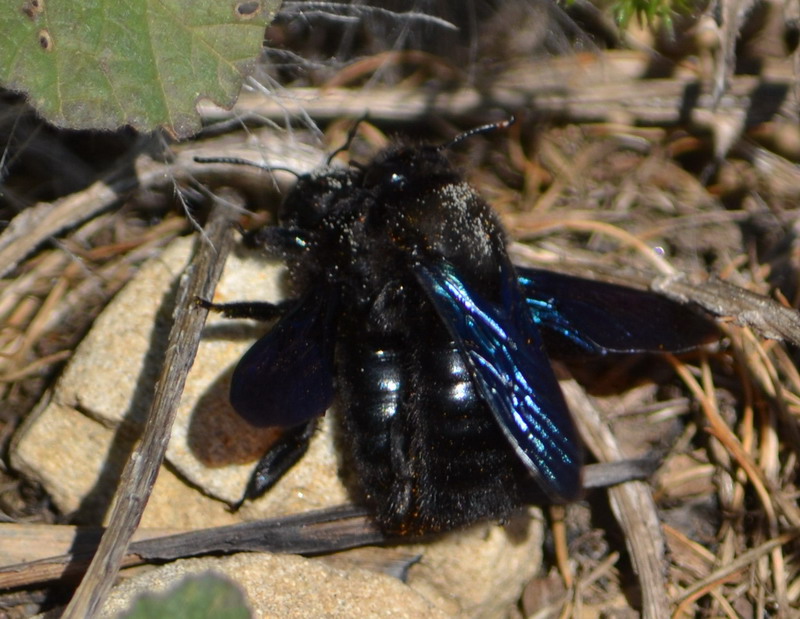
[202,122,716,535]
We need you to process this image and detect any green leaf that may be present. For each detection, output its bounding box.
[611,0,687,30]
[0,0,280,137]
[120,573,251,619]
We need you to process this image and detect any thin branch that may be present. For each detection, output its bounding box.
[62,197,237,618]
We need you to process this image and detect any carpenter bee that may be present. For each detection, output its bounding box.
[202,121,716,536]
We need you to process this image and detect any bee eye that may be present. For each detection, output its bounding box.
[386,172,408,189]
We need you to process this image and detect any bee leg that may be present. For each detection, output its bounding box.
[233,418,319,510]
[196,297,296,321]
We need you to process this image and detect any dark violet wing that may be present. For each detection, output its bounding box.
[230,287,336,428]
[517,266,717,354]
[414,259,582,501]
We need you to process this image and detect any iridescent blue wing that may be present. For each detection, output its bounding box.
[414,259,582,501]
[517,267,717,354]
[230,287,336,427]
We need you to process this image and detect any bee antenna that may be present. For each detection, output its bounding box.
[193,156,301,178]
[439,116,516,152]
[326,112,370,165]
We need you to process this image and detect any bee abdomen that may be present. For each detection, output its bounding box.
[337,327,536,535]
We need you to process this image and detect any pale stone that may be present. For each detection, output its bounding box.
[11,237,346,519]
[11,236,544,617]
[101,553,449,618]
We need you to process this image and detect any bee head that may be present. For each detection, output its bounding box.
[279,167,361,230]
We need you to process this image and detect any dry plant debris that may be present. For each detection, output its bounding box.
[1,1,800,616]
